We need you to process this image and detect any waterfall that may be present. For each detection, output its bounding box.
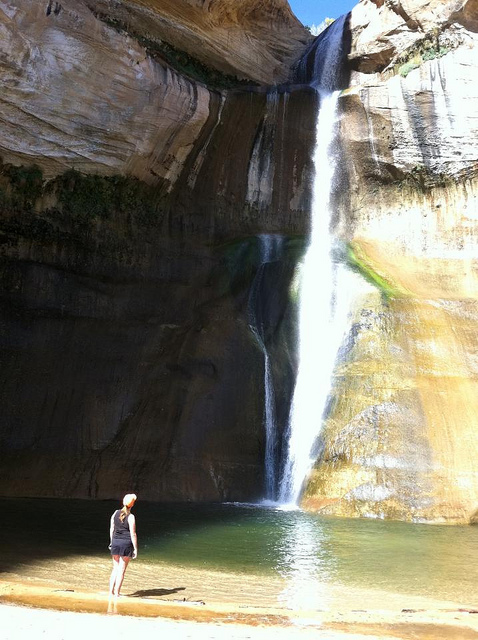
[248,235,282,500]
[278,15,352,505]
[278,92,341,504]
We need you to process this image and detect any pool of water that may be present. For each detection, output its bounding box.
[4,498,478,608]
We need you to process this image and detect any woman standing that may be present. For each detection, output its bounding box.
[109,493,138,597]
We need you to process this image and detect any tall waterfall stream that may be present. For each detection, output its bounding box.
[277,14,354,505]
[245,15,355,506]
[278,91,347,505]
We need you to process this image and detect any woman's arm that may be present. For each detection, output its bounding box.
[128,514,138,559]
[109,512,115,548]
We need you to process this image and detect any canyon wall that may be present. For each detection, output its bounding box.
[0,0,312,501]
[302,0,478,523]
[2,0,478,523]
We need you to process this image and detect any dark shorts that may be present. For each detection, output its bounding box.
[111,538,134,557]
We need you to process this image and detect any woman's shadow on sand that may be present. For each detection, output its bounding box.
[128,587,186,598]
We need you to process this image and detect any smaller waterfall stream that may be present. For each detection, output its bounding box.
[248,235,283,500]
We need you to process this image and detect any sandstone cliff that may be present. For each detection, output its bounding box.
[0,0,309,182]
[0,0,312,501]
[92,0,309,84]
[302,0,478,523]
[2,0,478,524]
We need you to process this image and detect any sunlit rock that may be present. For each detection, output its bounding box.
[302,5,478,523]
[92,0,311,84]
[350,0,477,73]
[0,0,309,182]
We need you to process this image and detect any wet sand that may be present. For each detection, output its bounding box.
[2,557,478,639]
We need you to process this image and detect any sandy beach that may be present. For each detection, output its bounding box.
[3,504,478,640]
[2,575,478,639]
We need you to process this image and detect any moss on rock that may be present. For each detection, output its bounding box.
[346,243,405,300]
[0,161,169,260]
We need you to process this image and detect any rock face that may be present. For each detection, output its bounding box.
[350,0,477,72]
[92,0,310,84]
[2,0,478,523]
[0,1,210,182]
[302,0,478,523]
[0,0,313,501]
[0,0,309,182]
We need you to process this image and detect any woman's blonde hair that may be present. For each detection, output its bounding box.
[119,493,137,522]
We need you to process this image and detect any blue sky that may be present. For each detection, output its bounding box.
[288,0,357,26]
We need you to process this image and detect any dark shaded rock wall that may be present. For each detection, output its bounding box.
[0,79,316,499]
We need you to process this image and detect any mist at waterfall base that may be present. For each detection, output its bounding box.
[5,498,478,609]
[275,14,354,505]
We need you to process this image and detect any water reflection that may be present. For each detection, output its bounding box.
[4,499,478,607]
[107,595,118,615]
[277,512,334,610]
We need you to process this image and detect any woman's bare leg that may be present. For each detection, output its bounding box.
[109,555,120,596]
[113,556,131,596]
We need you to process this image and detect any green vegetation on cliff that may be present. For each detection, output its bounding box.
[54,170,162,225]
[0,162,166,249]
[346,243,404,300]
[0,164,44,212]
[394,30,452,77]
